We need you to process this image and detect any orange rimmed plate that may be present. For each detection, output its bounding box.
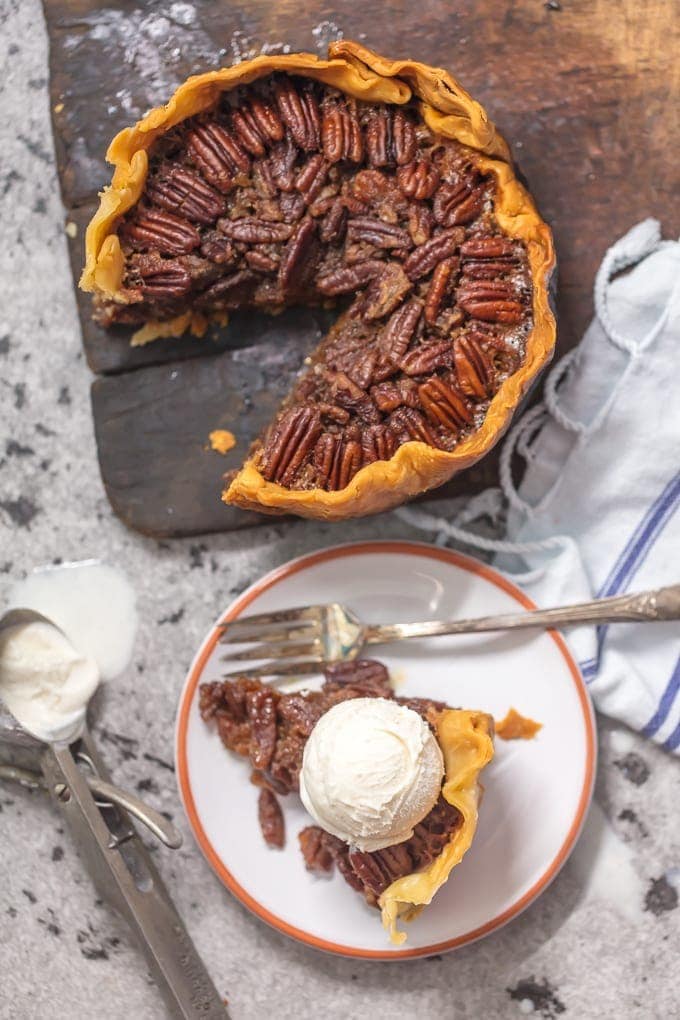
[175,541,595,959]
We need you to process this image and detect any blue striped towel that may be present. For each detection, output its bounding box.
[399,220,680,751]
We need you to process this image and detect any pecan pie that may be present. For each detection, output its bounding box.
[81,42,555,519]
[199,659,494,944]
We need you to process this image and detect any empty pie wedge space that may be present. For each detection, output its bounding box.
[81,41,556,519]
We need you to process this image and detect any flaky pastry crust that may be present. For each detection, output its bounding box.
[380,707,494,944]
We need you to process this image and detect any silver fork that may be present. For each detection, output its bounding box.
[219,583,680,680]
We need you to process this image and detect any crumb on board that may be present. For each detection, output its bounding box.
[54,102,64,113]
[65,221,77,238]
[208,429,236,454]
[495,707,542,740]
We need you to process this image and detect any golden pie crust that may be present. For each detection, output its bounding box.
[81,41,555,521]
[380,707,494,944]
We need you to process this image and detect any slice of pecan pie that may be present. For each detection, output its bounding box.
[81,42,555,519]
[199,659,494,944]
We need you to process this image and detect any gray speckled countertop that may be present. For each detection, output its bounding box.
[0,2,678,1018]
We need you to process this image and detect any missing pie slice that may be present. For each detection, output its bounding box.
[81,42,555,519]
[199,659,494,945]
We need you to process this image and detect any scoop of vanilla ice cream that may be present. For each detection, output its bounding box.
[0,621,100,743]
[299,697,444,852]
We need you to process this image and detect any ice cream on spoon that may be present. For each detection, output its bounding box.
[0,614,100,744]
[0,561,136,743]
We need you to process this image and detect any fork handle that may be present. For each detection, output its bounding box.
[362,584,680,644]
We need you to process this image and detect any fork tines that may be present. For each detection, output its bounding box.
[219,604,321,641]
[219,604,325,678]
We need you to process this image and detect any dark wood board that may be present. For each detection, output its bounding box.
[90,341,516,537]
[91,312,325,535]
[44,0,680,536]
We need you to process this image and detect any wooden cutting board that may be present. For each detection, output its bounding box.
[44,0,679,536]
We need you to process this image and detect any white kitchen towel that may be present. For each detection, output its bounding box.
[398,219,680,752]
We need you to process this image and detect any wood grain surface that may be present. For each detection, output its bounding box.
[44,0,679,535]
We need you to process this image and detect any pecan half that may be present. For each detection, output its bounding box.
[147,166,226,225]
[316,401,350,424]
[325,834,367,893]
[389,407,442,447]
[231,97,284,156]
[366,108,417,167]
[403,227,465,280]
[324,658,392,694]
[376,298,423,372]
[343,348,378,390]
[361,423,398,463]
[268,135,298,192]
[245,249,280,272]
[219,218,293,244]
[187,122,250,191]
[258,788,285,848]
[454,335,496,398]
[349,843,413,897]
[321,100,363,163]
[392,109,418,165]
[313,433,362,490]
[279,218,319,294]
[295,154,330,202]
[246,687,278,770]
[400,339,453,376]
[324,327,370,371]
[195,269,258,310]
[199,232,236,265]
[397,159,440,200]
[408,797,462,867]
[407,203,434,246]
[136,258,192,300]
[362,262,413,321]
[316,260,383,296]
[365,109,392,167]
[457,279,525,324]
[424,257,458,324]
[261,406,322,485]
[460,236,517,259]
[458,279,516,302]
[461,259,517,280]
[419,376,473,429]
[370,377,418,412]
[274,79,320,150]
[319,199,348,245]
[346,217,411,250]
[433,179,484,226]
[299,826,335,872]
[122,208,200,255]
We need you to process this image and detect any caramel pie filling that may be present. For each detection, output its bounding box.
[93,74,533,496]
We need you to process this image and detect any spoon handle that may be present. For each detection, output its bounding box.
[41,731,228,1019]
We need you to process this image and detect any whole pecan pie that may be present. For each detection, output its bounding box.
[81,42,555,519]
[199,659,494,944]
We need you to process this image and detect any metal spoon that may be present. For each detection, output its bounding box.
[0,607,228,1019]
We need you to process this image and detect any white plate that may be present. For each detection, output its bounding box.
[176,541,595,959]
